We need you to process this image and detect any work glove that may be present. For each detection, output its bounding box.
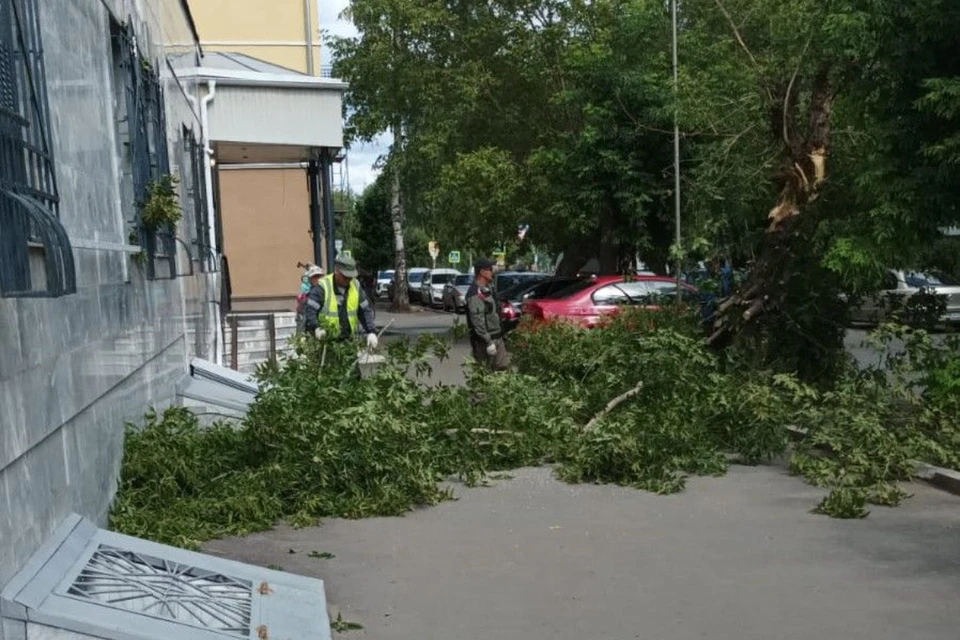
[314,328,326,340]
[366,333,379,351]
[486,342,497,356]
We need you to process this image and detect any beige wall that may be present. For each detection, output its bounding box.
[219,168,324,309]
[191,0,322,73]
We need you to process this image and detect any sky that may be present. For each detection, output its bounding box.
[319,0,390,193]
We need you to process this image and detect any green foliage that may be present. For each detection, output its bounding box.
[110,407,282,549]
[141,175,182,231]
[331,613,364,633]
[112,311,960,549]
[513,309,790,492]
[353,182,394,272]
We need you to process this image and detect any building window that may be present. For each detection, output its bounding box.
[110,19,177,280]
[182,126,212,272]
[0,0,76,298]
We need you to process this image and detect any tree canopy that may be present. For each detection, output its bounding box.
[333,0,960,370]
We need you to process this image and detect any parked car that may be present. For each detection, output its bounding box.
[498,276,583,332]
[388,267,429,302]
[522,275,698,328]
[849,269,960,325]
[421,268,461,307]
[495,271,549,294]
[443,273,475,312]
[376,270,395,298]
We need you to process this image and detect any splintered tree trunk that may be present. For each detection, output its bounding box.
[390,149,410,312]
[709,65,835,344]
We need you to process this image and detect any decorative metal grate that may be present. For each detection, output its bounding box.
[66,545,253,636]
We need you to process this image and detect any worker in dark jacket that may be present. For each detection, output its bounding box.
[304,254,378,350]
[466,259,509,370]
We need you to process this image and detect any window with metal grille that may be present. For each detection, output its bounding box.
[110,19,177,280]
[0,0,76,298]
[182,126,212,272]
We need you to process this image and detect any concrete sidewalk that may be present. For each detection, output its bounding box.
[205,465,960,640]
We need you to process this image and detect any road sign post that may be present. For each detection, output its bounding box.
[428,241,439,269]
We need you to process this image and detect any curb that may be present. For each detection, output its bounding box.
[785,425,960,498]
[913,462,960,496]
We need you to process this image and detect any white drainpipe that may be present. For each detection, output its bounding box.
[198,81,224,366]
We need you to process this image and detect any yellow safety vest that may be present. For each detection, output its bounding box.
[318,274,360,334]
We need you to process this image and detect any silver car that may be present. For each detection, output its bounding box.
[442,273,475,312]
[421,268,461,307]
[850,270,960,325]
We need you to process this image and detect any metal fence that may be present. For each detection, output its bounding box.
[0,0,75,298]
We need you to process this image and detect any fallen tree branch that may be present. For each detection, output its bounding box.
[443,428,521,437]
[582,382,644,432]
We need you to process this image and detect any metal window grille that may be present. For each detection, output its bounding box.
[183,126,212,271]
[113,21,177,280]
[0,0,75,297]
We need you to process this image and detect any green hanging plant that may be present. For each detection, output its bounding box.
[141,174,182,231]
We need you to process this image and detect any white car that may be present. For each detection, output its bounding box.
[405,268,430,302]
[376,270,394,298]
[850,269,960,325]
[421,269,461,307]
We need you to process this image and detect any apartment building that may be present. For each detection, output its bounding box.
[0,0,217,605]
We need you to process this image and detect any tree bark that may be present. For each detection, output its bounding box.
[554,237,594,276]
[389,132,410,311]
[709,65,835,344]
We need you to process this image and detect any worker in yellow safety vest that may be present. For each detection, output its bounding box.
[304,254,378,350]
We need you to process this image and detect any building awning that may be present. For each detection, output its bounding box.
[175,53,346,164]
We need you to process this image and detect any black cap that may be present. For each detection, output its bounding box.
[474,259,496,274]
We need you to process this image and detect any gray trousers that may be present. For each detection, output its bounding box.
[470,336,510,371]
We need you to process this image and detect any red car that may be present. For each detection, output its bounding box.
[522,275,698,328]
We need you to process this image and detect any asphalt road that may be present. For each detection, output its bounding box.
[206,465,960,640]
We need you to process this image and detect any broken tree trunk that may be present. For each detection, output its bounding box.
[709,64,835,345]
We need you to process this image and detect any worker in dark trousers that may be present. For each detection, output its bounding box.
[465,259,509,371]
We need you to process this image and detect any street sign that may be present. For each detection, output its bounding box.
[448,250,461,264]
[342,249,352,259]
[335,239,343,253]
[428,241,439,259]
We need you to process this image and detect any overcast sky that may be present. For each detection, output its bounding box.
[319,0,389,193]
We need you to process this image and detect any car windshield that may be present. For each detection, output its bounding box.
[378,270,394,280]
[905,272,959,287]
[409,271,426,283]
[499,282,535,301]
[432,273,456,284]
[454,275,474,286]
[497,273,546,291]
[547,279,596,298]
